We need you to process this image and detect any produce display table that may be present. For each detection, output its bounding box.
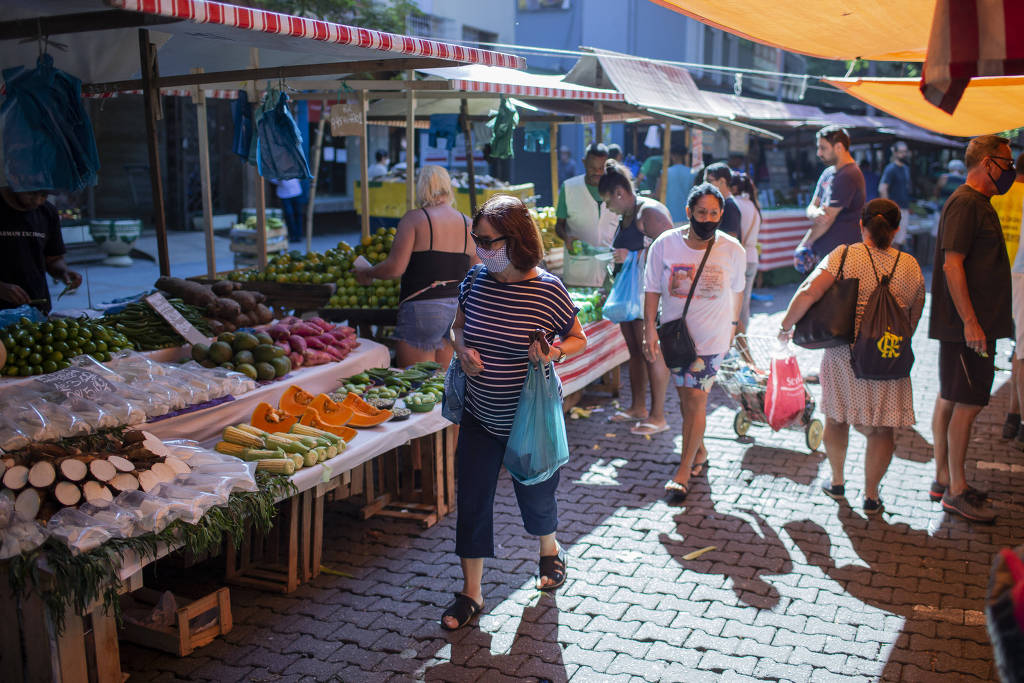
[354,180,535,220]
[144,340,390,444]
[557,319,629,396]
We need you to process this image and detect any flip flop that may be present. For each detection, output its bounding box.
[664,479,689,503]
[631,422,670,436]
[440,592,483,631]
[608,410,644,423]
[538,551,567,592]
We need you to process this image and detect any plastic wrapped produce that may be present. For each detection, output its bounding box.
[46,509,114,554]
[77,501,140,538]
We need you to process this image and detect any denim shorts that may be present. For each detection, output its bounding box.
[393,297,459,351]
[456,411,560,558]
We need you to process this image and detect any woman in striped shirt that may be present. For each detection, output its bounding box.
[442,195,587,631]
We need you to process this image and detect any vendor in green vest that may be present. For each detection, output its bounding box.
[554,143,620,251]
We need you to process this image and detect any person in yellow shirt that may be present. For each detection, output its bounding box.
[993,152,1024,442]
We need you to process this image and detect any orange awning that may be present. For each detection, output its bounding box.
[823,76,1024,137]
[648,0,935,61]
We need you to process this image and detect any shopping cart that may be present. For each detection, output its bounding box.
[716,334,824,452]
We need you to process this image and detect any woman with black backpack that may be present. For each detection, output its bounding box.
[778,199,925,514]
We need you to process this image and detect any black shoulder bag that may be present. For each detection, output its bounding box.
[793,245,859,349]
[657,236,715,371]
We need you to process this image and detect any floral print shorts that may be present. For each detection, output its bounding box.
[671,352,726,392]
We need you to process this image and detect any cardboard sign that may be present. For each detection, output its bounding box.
[35,367,117,401]
[330,103,362,136]
[144,293,208,345]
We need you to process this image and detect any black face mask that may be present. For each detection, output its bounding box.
[690,218,719,240]
[990,162,1016,195]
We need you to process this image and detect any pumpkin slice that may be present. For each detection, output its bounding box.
[300,408,360,442]
[308,393,355,426]
[279,385,315,417]
[340,392,385,417]
[252,402,298,433]
[347,409,393,428]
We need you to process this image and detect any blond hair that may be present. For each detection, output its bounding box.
[416,165,455,208]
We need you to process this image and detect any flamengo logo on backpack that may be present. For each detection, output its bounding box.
[877,331,903,359]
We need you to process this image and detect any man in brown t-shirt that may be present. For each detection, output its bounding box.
[929,135,1016,523]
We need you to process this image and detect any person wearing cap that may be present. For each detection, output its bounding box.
[779,198,925,515]
[0,187,82,314]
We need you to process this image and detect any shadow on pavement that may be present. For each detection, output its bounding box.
[739,443,826,486]
[784,505,993,681]
[425,595,567,682]
[660,503,793,610]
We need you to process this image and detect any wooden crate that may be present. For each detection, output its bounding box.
[360,424,457,528]
[119,587,231,657]
[224,488,324,593]
[0,568,137,683]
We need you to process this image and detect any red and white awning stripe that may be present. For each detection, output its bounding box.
[556,319,629,396]
[757,211,812,272]
[109,0,526,69]
[448,79,625,101]
[921,0,1024,113]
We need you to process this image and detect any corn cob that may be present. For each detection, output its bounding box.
[256,459,295,475]
[290,423,342,445]
[302,450,318,468]
[237,424,270,438]
[223,426,265,448]
[215,441,246,457]
[266,435,309,454]
[288,453,304,470]
[237,449,287,462]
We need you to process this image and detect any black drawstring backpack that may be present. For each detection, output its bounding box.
[851,246,914,380]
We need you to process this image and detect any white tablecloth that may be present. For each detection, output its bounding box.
[145,340,390,444]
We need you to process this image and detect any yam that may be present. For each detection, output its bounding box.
[14,488,41,521]
[3,465,29,491]
[211,280,235,296]
[107,455,135,472]
[229,289,258,312]
[211,297,241,320]
[122,430,147,445]
[27,461,56,488]
[255,303,273,324]
[89,459,117,483]
[206,318,226,335]
[59,458,88,482]
[110,473,140,492]
[163,456,191,476]
[82,481,113,503]
[54,481,82,507]
[150,462,176,484]
[137,469,160,493]
[235,313,254,328]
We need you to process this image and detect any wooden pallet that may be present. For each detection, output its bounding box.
[224,488,324,593]
[359,424,457,528]
[119,587,232,657]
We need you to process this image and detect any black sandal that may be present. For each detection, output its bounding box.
[664,479,689,503]
[538,551,567,592]
[440,592,483,631]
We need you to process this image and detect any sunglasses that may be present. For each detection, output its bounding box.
[989,155,1016,170]
[471,233,510,249]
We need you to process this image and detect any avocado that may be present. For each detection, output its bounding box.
[232,332,259,352]
[253,344,278,363]
[233,350,255,366]
[208,341,233,364]
[270,355,291,377]
[235,363,258,380]
[217,332,236,345]
[255,362,276,381]
[255,332,274,346]
[191,342,209,363]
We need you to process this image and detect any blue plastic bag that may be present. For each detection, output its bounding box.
[441,356,467,423]
[1,54,100,192]
[504,361,569,486]
[602,250,643,323]
[0,304,45,331]
[256,90,311,181]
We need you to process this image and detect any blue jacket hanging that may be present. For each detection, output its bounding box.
[1,54,100,192]
[256,90,311,180]
[428,114,461,150]
[231,89,254,162]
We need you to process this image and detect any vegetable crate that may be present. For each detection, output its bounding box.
[717,335,824,453]
[119,587,232,657]
[359,424,456,528]
[224,488,324,593]
[0,567,140,683]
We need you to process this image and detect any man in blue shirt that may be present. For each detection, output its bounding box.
[879,141,912,245]
[662,145,696,223]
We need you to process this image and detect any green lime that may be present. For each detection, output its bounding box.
[17,346,30,359]
[28,352,42,365]
[53,341,69,354]
[41,360,57,373]
[18,365,31,377]
[55,328,68,341]
[48,351,63,362]
[4,366,19,376]
[30,365,42,376]
[94,341,107,352]
[81,341,96,354]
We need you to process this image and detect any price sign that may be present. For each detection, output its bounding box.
[144,293,209,345]
[330,103,362,136]
[35,367,117,400]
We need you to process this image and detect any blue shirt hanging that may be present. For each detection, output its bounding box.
[428,114,461,150]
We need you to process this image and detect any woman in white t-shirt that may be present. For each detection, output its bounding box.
[730,173,762,333]
[643,184,747,502]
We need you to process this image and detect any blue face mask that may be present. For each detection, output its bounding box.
[990,162,1016,195]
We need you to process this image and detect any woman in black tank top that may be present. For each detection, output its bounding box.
[355,166,477,367]
[597,160,675,435]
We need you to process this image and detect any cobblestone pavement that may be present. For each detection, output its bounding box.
[123,282,1023,682]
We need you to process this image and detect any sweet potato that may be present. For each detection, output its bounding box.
[229,290,258,312]
[304,336,326,350]
[288,351,304,368]
[267,324,291,340]
[254,303,273,324]
[235,313,254,328]
[210,297,242,320]
[307,317,332,332]
[291,322,321,337]
[288,335,307,354]
[302,349,334,365]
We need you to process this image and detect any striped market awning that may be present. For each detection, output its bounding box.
[420,65,625,101]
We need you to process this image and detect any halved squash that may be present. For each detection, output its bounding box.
[347,409,393,428]
[251,402,298,433]
[300,408,359,442]
[340,392,384,416]
[308,393,354,426]
[279,385,315,416]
